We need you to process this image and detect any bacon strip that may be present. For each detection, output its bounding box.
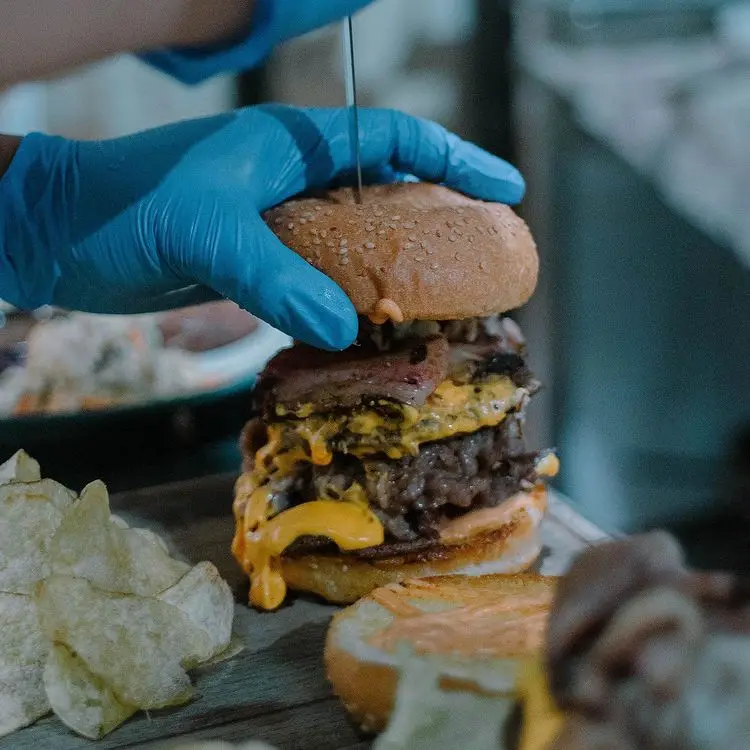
[258,335,451,411]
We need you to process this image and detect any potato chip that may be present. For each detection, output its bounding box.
[159,562,234,663]
[0,665,50,737]
[201,634,245,668]
[44,644,135,740]
[0,481,76,594]
[36,575,211,709]
[0,593,50,736]
[0,451,41,485]
[0,592,48,667]
[49,480,189,597]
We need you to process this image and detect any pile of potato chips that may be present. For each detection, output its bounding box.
[0,451,237,740]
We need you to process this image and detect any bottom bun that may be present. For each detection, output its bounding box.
[282,487,547,605]
[325,572,558,733]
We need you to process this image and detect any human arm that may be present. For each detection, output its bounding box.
[0,106,525,350]
[1,0,377,88]
[0,0,253,88]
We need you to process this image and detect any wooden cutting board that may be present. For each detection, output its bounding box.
[2,475,609,750]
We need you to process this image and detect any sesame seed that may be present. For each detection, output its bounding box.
[320,230,328,238]
[448,235,457,242]
[378,230,386,236]
[274,217,283,225]
[313,238,321,245]
[340,238,348,246]
[314,205,322,211]
[341,257,350,265]
[454,252,461,260]
[287,222,295,230]
[427,248,434,254]
[303,240,311,248]
[365,224,375,232]
[306,256,313,262]
[468,235,475,243]
[479,261,487,270]
[325,209,333,216]
[404,243,415,250]
[420,241,428,249]
[404,221,416,229]
[408,235,417,243]
[430,262,439,270]
[446,220,454,228]
[391,215,401,221]
[326,240,335,247]
[299,218,307,225]
[374,209,384,217]
[455,228,463,236]
[457,207,465,214]
[415,256,424,262]
[365,241,376,249]
[389,222,399,230]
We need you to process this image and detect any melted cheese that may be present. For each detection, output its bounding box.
[535,452,560,478]
[277,375,524,461]
[245,499,383,609]
[517,656,564,750]
[233,457,384,609]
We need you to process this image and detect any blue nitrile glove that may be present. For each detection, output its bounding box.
[0,105,525,350]
[142,0,376,84]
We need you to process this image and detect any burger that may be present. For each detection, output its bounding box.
[231,182,558,610]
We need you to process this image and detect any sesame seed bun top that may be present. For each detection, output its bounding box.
[264,183,539,323]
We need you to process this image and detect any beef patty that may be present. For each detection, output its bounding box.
[283,417,542,559]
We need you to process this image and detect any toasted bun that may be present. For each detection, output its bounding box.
[282,487,547,606]
[264,183,538,322]
[325,571,558,732]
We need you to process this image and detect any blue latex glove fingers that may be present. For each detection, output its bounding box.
[143,0,376,84]
[356,109,526,205]
[254,106,525,208]
[177,212,357,349]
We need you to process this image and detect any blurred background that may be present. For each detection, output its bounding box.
[1,0,748,562]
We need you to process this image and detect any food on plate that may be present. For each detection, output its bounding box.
[158,300,259,352]
[325,573,561,749]
[232,182,557,610]
[546,532,750,750]
[0,313,202,416]
[0,301,262,416]
[0,450,237,740]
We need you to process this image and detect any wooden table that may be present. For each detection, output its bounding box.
[3,475,608,750]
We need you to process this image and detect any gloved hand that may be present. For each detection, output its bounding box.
[143,0,376,84]
[0,105,525,350]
